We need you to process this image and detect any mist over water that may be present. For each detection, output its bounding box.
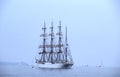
[0,0,120,67]
[0,63,120,77]
[0,0,120,76]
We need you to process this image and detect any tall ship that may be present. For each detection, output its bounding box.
[35,21,73,68]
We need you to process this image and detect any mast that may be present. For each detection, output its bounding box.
[43,21,46,53]
[49,21,55,63]
[39,21,47,63]
[58,21,62,53]
[65,27,73,63]
[50,21,54,53]
[56,21,64,62]
[65,27,68,62]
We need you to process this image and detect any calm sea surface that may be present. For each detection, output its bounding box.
[0,64,120,77]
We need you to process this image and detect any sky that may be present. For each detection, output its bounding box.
[0,0,120,67]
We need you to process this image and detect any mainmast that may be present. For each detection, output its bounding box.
[58,21,62,53]
[49,21,55,63]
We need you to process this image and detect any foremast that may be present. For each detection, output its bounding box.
[39,21,48,64]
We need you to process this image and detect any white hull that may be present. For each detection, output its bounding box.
[37,63,73,69]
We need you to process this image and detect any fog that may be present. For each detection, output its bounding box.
[0,0,120,67]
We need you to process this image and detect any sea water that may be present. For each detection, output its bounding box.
[0,63,120,77]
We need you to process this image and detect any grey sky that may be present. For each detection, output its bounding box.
[0,0,120,67]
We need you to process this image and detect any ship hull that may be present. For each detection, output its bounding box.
[37,63,73,69]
